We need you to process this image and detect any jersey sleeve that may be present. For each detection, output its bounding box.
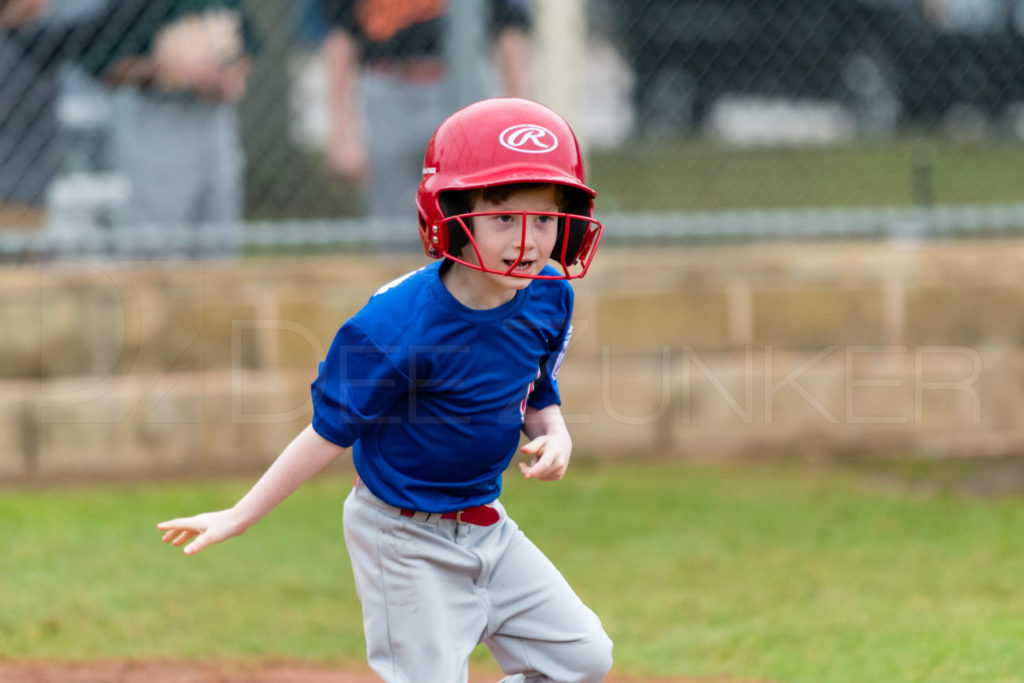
[311,319,411,447]
[77,0,259,77]
[74,0,152,76]
[526,279,574,412]
[526,319,572,411]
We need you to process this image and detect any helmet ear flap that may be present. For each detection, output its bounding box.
[552,189,592,265]
[439,192,472,257]
[555,217,585,265]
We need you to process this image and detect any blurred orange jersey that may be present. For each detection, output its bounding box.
[356,0,445,42]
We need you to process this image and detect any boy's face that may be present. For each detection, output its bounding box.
[460,185,561,292]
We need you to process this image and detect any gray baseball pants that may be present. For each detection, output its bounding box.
[344,481,613,682]
[362,70,447,219]
[115,89,243,241]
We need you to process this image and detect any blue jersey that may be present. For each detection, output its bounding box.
[311,262,574,512]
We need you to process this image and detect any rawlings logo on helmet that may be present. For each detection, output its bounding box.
[498,124,559,154]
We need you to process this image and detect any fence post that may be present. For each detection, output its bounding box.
[535,0,586,147]
[444,0,486,111]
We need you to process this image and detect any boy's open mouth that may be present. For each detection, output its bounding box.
[504,259,535,272]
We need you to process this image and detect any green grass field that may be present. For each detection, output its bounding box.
[589,139,1024,212]
[4,460,1024,681]
[249,137,1024,224]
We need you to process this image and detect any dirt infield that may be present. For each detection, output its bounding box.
[0,661,757,683]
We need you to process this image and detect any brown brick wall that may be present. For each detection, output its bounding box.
[2,241,1022,479]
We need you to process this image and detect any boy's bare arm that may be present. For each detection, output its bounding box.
[494,26,531,99]
[519,404,572,481]
[158,425,348,555]
[323,28,369,183]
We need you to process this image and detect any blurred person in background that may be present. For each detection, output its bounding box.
[79,0,258,253]
[0,0,92,230]
[318,0,532,219]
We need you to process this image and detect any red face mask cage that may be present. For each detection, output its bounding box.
[435,210,604,280]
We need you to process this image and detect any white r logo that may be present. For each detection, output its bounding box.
[498,124,559,154]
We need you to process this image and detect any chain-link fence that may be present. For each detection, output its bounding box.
[3,0,1024,258]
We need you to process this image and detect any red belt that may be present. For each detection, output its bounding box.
[367,58,446,83]
[400,505,500,526]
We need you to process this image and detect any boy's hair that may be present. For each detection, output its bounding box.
[442,182,567,216]
[467,183,567,210]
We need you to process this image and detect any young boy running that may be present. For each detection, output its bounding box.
[158,97,611,682]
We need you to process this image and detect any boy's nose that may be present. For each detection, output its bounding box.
[517,216,541,248]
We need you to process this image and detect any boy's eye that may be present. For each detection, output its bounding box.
[487,212,557,227]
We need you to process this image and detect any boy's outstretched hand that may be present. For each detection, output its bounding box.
[157,509,244,556]
[518,433,572,481]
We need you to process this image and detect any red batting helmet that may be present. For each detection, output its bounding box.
[416,98,603,280]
